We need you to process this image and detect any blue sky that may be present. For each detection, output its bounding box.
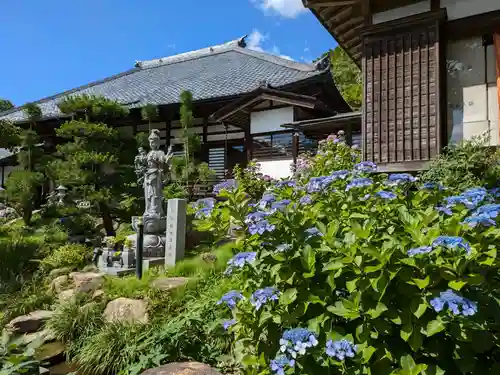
[0,0,337,106]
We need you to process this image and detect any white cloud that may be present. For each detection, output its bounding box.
[247,29,295,61]
[252,0,306,18]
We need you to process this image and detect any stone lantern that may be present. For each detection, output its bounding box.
[55,185,67,205]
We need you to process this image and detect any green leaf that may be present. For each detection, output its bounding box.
[400,354,428,375]
[410,300,428,319]
[346,278,358,293]
[362,346,376,364]
[350,212,370,219]
[412,276,430,290]
[425,319,445,337]
[280,288,298,305]
[448,280,467,291]
[408,329,423,352]
[327,301,360,320]
[400,324,413,342]
[322,260,343,271]
[366,302,388,319]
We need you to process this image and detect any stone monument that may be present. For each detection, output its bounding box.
[132,129,174,257]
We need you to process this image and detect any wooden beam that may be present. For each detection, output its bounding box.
[494,30,500,143]
[309,0,357,7]
[430,0,440,11]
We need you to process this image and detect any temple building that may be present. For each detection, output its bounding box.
[0,35,358,184]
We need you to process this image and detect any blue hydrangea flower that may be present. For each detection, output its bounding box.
[276,244,292,253]
[436,206,453,216]
[306,176,334,193]
[222,319,236,330]
[245,211,270,224]
[462,187,488,207]
[430,289,478,316]
[299,195,313,205]
[407,246,433,257]
[331,170,350,180]
[489,187,500,198]
[271,200,291,213]
[462,213,496,228]
[213,179,237,195]
[346,177,373,191]
[250,287,280,310]
[325,339,357,361]
[444,195,475,210]
[276,180,296,188]
[432,236,471,255]
[375,191,397,200]
[385,173,417,186]
[217,291,245,309]
[474,203,500,218]
[305,227,323,239]
[422,182,445,190]
[279,328,318,358]
[249,220,276,235]
[195,207,212,219]
[270,356,295,375]
[354,161,377,173]
[194,198,216,209]
[225,252,257,275]
[258,193,276,209]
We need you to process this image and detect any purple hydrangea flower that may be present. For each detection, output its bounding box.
[270,356,295,375]
[432,236,471,255]
[354,161,377,173]
[222,319,236,330]
[306,176,334,193]
[346,177,373,191]
[489,187,500,198]
[407,246,433,257]
[271,200,291,213]
[213,179,237,195]
[195,207,212,219]
[385,173,417,186]
[462,213,496,228]
[299,195,313,205]
[430,289,478,316]
[325,339,357,361]
[280,328,318,358]
[436,206,453,216]
[194,198,216,209]
[375,191,397,200]
[250,287,280,310]
[225,252,257,275]
[245,211,270,224]
[217,291,245,309]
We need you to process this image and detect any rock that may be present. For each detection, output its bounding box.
[47,362,79,375]
[201,253,217,263]
[69,272,104,293]
[103,298,148,324]
[39,367,50,375]
[58,289,77,304]
[140,362,222,375]
[150,277,190,292]
[92,290,105,300]
[50,275,69,294]
[34,341,65,366]
[19,329,56,346]
[6,311,54,334]
[49,268,72,279]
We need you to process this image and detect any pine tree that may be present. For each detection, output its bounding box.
[0,99,14,112]
[49,95,131,235]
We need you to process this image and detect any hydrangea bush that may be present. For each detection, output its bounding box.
[196,134,500,374]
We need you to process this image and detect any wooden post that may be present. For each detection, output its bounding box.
[494,31,500,142]
[136,216,144,280]
[292,132,299,166]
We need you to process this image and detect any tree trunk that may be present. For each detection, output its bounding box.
[23,202,33,226]
[99,203,115,236]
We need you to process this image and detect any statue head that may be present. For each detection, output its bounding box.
[148,129,161,150]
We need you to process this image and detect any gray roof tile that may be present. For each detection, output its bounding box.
[0,37,326,123]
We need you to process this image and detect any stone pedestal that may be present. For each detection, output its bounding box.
[132,215,166,257]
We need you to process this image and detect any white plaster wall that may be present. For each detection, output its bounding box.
[250,107,294,134]
[259,159,294,180]
[447,37,499,145]
[442,0,500,21]
[372,1,430,24]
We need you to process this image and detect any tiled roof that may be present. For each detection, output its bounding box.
[0,36,327,123]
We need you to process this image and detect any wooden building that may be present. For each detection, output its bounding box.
[0,36,355,184]
[304,0,500,171]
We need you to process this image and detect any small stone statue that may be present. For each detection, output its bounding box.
[134,147,147,185]
[139,130,174,217]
